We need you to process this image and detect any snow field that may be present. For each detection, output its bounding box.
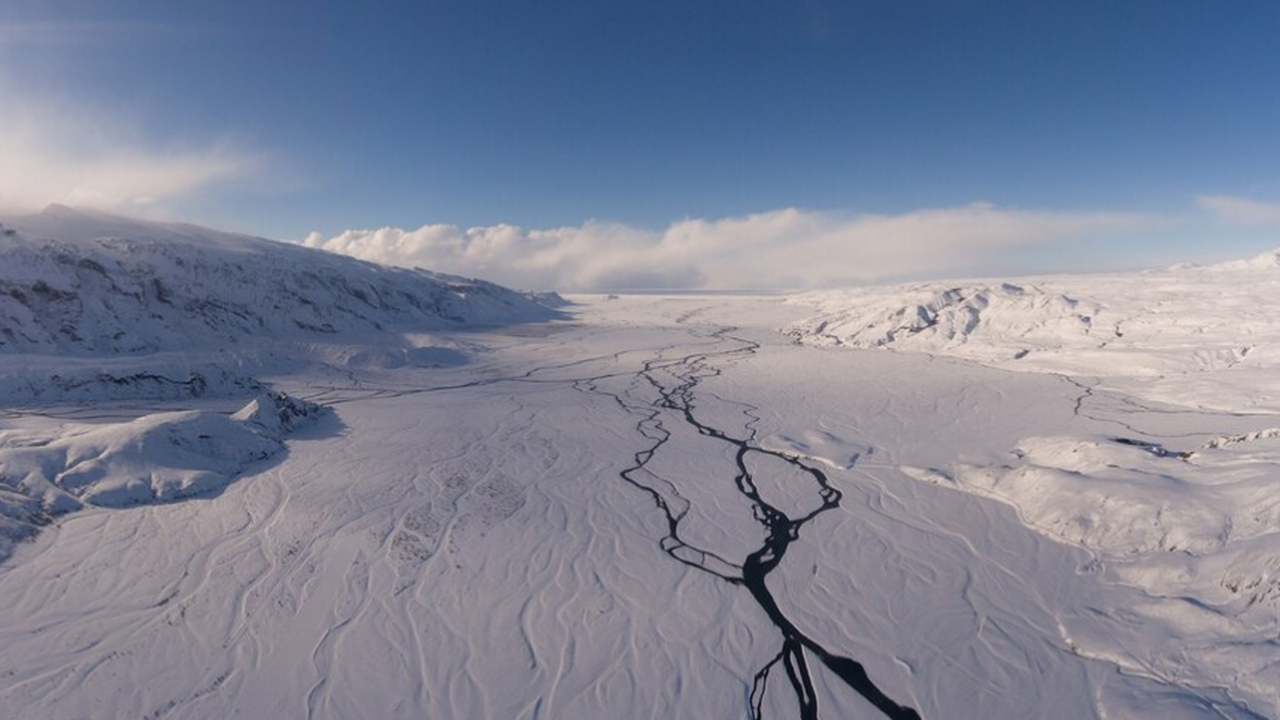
[1,214,1278,718]
[784,252,1280,717]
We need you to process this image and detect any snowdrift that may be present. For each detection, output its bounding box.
[0,392,324,561]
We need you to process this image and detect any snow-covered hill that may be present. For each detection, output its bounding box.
[0,205,561,357]
[0,392,324,561]
[0,206,564,562]
[787,250,1280,377]
[787,248,1280,412]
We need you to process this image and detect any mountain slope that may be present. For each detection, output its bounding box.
[0,206,564,560]
[0,205,561,356]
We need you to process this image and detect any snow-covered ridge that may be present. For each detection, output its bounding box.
[0,205,562,356]
[788,281,1101,358]
[787,247,1280,379]
[0,392,325,562]
[903,428,1280,707]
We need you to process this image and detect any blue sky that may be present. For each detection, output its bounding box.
[1,1,1278,288]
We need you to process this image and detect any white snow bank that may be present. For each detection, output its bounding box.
[791,282,1100,360]
[787,247,1280,383]
[904,429,1280,716]
[0,392,324,561]
[758,429,872,470]
[905,434,1280,557]
[0,353,268,405]
[905,428,1280,602]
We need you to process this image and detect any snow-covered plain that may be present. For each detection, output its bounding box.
[1,215,1277,719]
[788,252,1280,717]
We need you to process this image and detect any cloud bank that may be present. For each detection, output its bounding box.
[304,203,1149,291]
[1197,195,1280,227]
[0,74,257,214]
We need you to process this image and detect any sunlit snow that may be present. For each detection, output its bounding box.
[0,212,1275,719]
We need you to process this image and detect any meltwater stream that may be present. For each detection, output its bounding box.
[578,324,921,720]
[302,314,922,718]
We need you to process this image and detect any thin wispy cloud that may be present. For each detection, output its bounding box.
[0,73,259,215]
[304,203,1152,291]
[1197,195,1280,227]
[0,20,195,46]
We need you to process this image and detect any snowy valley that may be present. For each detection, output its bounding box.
[1,209,1278,719]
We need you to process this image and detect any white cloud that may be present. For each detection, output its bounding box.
[0,73,258,214]
[1197,195,1280,227]
[304,203,1150,291]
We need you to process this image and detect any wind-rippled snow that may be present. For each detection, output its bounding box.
[0,215,1276,718]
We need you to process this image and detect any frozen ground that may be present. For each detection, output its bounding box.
[1,217,1277,718]
[787,253,1280,718]
[1,291,1275,718]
